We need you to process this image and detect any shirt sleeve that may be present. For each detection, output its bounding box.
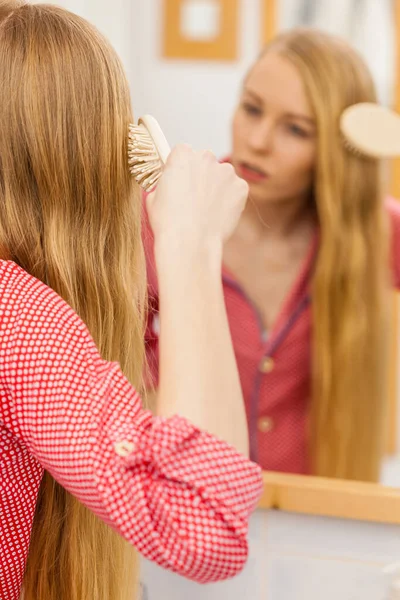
[0,261,262,583]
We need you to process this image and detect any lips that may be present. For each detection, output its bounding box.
[237,162,269,183]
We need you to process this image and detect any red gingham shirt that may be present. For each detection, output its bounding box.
[144,197,400,475]
[0,260,262,600]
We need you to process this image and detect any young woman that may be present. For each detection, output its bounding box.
[144,28,400,483]
[0,2,262,599]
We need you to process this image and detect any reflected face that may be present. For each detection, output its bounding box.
[232,52,317,205]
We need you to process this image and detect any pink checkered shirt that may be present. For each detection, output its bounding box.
[0,260,262,600]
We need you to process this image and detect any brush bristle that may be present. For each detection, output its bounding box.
[128,124,163,191]
[340,133,371,159]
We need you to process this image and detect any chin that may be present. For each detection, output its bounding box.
[247,185,275,204]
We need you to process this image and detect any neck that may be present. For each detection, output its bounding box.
[240,192,316,241]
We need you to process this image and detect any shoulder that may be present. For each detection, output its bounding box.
[383,197,400,288]
[0,260,86,336]
[384,196,400,223]
[384,196,400,244]
[0,260,58,304]
[0,260,48,305]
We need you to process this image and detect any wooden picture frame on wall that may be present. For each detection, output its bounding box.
[162,0,238,61]
[261,0,399,457]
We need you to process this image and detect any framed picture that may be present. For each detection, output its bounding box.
[260,0,277,46]
[162,0,238,61]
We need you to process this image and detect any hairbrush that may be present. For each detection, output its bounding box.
[128,115,171,191]
[340,102,400,158]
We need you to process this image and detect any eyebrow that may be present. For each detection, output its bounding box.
[243,87,315,126]
[243,88,263,103]
[285,113,315,126]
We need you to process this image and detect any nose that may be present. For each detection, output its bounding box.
[247,119,274,153]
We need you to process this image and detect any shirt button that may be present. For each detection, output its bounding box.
[259,356,274,373]
[114,441,136,457]
[258,416,274,433]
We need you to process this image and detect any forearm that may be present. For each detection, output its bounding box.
[155,241,249,456]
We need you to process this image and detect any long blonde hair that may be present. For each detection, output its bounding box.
[262,29,390,481]
[0,2,145,597]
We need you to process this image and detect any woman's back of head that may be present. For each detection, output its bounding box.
[0,3,144,598]
[0,1,144,373]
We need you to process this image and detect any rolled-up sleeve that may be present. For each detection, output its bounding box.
[0,261,262,583]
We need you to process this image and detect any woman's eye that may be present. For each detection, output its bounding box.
[242,102,262,117]
[286,123,310,138]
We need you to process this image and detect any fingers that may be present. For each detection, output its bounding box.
[236,176,249,197]
[165,143,193,166]
[218,162,249,195]
[160,144,248,208]
[165,145,218,168]
[200,149,217,162]
[219,161,235,173]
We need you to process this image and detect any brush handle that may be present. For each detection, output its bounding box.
[139,115,171,164]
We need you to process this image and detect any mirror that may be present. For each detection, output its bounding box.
[260,0,400,485]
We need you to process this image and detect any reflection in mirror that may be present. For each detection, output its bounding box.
[226,27,390,483]
[138,0,400,485]
[245,0,400,486]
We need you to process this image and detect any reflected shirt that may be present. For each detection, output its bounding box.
[144,197,400,475]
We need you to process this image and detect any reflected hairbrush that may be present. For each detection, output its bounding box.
[340,102,400,158]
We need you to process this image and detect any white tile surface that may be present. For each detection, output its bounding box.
[141,509,400,599]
